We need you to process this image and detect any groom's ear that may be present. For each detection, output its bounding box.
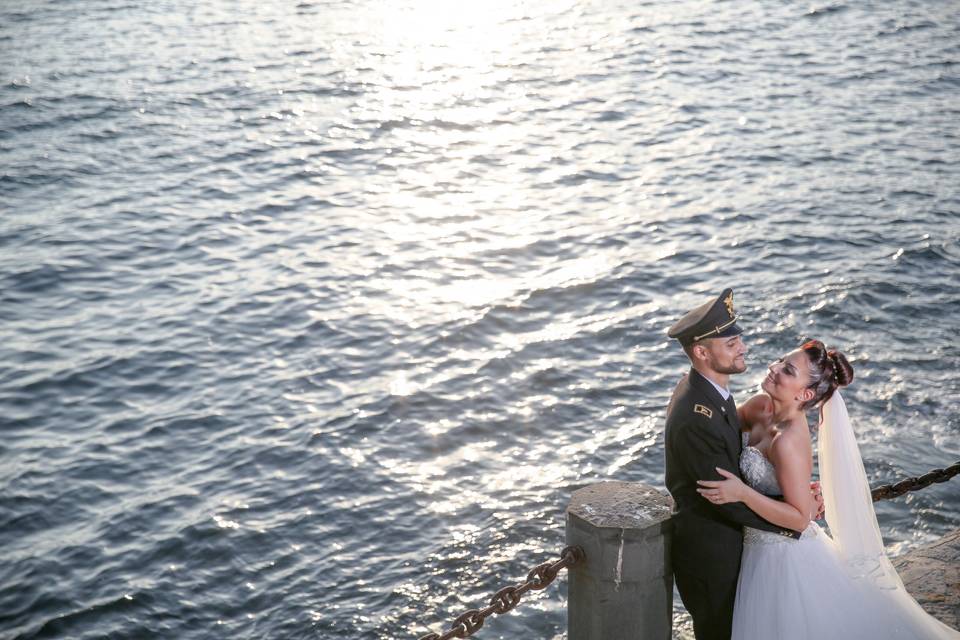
[686,342,706,363]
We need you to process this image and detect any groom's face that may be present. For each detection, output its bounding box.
[698,335,748,375]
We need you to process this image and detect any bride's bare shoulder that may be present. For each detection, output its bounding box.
[768,420,812,467]
[768,429,811,473]
[738,393,773,427]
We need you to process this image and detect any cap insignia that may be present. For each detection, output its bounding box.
[724,291,735,318]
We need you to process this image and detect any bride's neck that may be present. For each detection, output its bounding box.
[769,396,803,427]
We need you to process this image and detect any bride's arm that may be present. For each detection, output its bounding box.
[697,438,814,531]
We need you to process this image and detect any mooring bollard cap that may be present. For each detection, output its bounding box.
[568,481,673,529]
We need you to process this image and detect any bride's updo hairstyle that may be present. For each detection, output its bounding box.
[800,339,854,411]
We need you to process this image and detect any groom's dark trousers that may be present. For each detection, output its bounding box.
[664,368,799,640]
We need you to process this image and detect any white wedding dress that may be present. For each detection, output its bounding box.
[732,393,959,639]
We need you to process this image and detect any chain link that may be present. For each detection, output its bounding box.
[417,545,584,640]
[871,461,960,502]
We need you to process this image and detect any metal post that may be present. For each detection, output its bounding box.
[566,482,674,640]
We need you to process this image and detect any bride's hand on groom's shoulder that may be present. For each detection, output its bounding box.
[696,467,747,505]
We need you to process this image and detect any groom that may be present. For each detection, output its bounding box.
[663,289,801,640]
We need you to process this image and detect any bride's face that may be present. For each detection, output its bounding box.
[761,350,815,407]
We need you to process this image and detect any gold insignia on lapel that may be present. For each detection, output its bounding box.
[724,291,735,318]
[694,404,713,418]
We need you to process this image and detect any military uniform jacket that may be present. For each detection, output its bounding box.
[665,368,799,579]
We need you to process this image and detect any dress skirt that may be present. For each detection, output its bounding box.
[732,522,959,639]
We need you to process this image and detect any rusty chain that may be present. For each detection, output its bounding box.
[871,461,960,502]
[417,545,584,640]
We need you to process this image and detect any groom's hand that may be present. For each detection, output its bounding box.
[810,481,825,520]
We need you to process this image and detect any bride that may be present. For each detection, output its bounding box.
[696,340,960,639]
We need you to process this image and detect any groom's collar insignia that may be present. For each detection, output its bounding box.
[694,404,713,418]
[667,287,744,346]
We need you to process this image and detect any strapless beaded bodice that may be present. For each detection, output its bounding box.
[740,433,818,545]
[740,435,782,496]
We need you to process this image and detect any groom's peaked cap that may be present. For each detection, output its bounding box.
[668,288,743,347]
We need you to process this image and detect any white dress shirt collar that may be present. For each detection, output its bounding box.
[702,374,731,401]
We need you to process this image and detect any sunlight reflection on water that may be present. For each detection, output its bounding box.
[1,0,959,638]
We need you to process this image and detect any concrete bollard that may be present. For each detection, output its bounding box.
[566,482,674,640]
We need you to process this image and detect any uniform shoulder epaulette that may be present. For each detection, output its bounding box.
[693,404,713,418]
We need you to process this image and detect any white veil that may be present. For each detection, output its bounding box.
[819,391,960,637]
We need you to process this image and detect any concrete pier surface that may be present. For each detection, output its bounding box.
[896,528,960,630]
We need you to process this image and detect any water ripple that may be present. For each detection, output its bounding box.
[1,0,959,638]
